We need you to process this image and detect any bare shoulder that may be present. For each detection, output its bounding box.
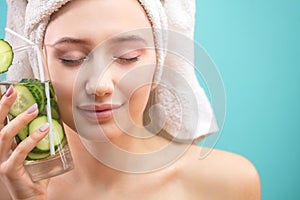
[177,145,261,200]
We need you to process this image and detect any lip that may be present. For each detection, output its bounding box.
[77,103,123,122]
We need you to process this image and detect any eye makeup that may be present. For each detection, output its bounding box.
[45,34,153,68]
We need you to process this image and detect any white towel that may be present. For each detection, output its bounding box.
[5,0,218,141]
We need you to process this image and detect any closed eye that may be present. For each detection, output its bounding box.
[60,57,86,66]
[114,56,139,65]
[57,50,91,67]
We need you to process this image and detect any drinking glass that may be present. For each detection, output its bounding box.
[0,41,74,181]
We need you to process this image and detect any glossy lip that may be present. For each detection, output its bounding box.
[77,103,123,123]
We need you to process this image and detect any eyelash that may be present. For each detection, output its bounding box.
[59,57,87,67]
[114,56,139,65]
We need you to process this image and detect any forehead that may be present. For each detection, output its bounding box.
[45,0,152,46]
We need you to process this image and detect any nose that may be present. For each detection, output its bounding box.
[85,70,114,97]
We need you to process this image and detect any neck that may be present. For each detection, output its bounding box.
[63,124,187,184]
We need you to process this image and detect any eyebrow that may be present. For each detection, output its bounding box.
[50,37,92,47]
[108,35,148,45]
[49,34,148,47]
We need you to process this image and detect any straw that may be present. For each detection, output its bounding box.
[44,82,55,155]
[5,28,35,45]
[5,28,55,155]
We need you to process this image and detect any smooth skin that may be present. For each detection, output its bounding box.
[0,0,261,199]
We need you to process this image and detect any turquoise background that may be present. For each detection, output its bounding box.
[195,1,300,200]
[1,0,299,199]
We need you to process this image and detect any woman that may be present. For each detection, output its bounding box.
[0,0,261,199]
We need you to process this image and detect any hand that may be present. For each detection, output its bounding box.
[0,86,49,200]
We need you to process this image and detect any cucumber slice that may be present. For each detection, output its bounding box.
[31,147,44,153]
[17,125,29,140]
[20,79,46,114]
[29,116,65,152]
[9,85,36,116]
[31,137,67,153]
[0,39,13,73]
[20,79,56,117]
[47,82,61,119]
[27,152,50,160]
[40,98,60,120]
[20,78,40,84]
[49,99,60,120]
[48,81,56,98]
[25,83,46,114]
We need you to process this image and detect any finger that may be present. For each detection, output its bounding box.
[0,86,17,124]
[0,104,38,159]
[8,123,49,166]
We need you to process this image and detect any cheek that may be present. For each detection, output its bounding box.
[117,63,156,121]
[128,84,152,118]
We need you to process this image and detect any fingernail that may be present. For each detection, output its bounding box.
[39,123,49,132]
[27,103,38,114]
[5,86,13,97]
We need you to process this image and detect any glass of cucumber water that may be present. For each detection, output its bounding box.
[0,38,74,181]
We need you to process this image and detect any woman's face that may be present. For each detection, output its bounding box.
[43,0,156,140]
